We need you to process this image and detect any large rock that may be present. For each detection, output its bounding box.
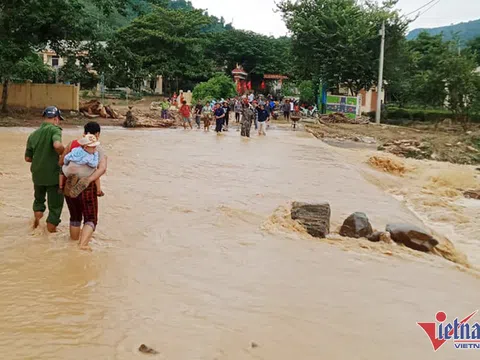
[291,202,331,238]
[339,212,373,238]
[386,224,439,252]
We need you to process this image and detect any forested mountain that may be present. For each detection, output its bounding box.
[407,18,480,44]
[83,0,231,39]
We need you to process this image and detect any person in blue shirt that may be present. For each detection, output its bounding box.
[214,103,225,134]
[257,104,270,136]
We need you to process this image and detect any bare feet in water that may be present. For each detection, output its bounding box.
[79,245,93,252]
[33,212,43,229]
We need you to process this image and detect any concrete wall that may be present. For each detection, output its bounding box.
[0,82,80,111]
[359,88,384,114]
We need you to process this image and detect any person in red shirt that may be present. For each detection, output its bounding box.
[180,101,192,130]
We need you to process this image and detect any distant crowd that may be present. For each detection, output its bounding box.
[160,92,302,138]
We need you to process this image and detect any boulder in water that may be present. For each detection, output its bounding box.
[291,202,331,238]
[386,224,439,252]
[339,212,373,238]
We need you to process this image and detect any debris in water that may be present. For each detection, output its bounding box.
[251,342,259,348]
[80,100,119,119]
[464,190,480,200]
[367,155,411,176]
[139,344,159,355]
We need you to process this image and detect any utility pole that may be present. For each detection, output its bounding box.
[376,20,386,125]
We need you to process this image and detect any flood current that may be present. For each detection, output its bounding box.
[0,126,478,359]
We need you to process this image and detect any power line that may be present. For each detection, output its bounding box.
[416,0,441,18]
[404,0,438,18]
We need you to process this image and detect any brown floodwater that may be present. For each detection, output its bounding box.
[0,126,479,360]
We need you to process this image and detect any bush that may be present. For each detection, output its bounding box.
[298,80,315,105]
[372,107,480,123]
[192,74,237,102]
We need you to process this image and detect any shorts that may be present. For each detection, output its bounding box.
[183,117,191,123]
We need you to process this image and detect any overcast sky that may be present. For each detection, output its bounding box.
[190,0,480,37]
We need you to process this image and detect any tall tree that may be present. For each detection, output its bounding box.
[278,0,408,96]
[0,0,134,112]
[107,6,215,92]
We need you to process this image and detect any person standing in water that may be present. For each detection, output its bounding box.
[25,106,65,233]
[60,122,108,251]
[214,103,225,134]
[222,101,230,131]
[257,104,270,136]
[194,100,203,129]
[240,103,254,138]
[180,100,193,130]
[234,99,242,123]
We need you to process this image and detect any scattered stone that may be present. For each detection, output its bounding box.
[464,190,480,200]
[339,212,373,238]
[466,131,473,135]
[368,231,393,244]
[381,139,432,159]
[251,342,259,348]
[139,344,159,355]
[467,146,478,153]
[445,143,452,147]
[386,224,439,252]
[291,202,331,238]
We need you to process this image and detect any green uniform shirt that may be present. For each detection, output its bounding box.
[25,122,63,186]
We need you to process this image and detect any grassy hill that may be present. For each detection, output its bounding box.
[407,18,480,44]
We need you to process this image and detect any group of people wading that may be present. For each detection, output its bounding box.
[178,95,274,138]
[25,106,107,251]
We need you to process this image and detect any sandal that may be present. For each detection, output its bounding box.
[68,178,90,198]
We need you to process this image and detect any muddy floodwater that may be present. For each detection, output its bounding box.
[0,126,479,360]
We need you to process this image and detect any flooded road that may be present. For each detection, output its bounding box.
[0,127,478,360]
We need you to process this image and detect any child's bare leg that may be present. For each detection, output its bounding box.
[95,178,104,197]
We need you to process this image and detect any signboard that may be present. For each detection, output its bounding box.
[326,95,360,119]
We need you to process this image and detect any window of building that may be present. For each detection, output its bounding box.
[52,56,59,67]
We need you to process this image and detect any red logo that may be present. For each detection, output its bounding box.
[417,311,480,351]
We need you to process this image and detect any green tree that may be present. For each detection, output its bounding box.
[298,80,315,104]
[278,0,408,96]
[440,49,479,129]
[11,53,54,84]
[208,30,293,79]
[0,0,134,112]
[109,6,215,92]
[465,36,480,66]
[192,74,236,102]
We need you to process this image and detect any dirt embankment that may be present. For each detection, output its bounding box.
[306,122,480,165]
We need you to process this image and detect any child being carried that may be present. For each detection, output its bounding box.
[60,134,104,197]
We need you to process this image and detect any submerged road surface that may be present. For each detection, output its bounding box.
[0,127,478,359]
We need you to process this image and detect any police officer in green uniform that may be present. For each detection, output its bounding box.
[25,106,65,233]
